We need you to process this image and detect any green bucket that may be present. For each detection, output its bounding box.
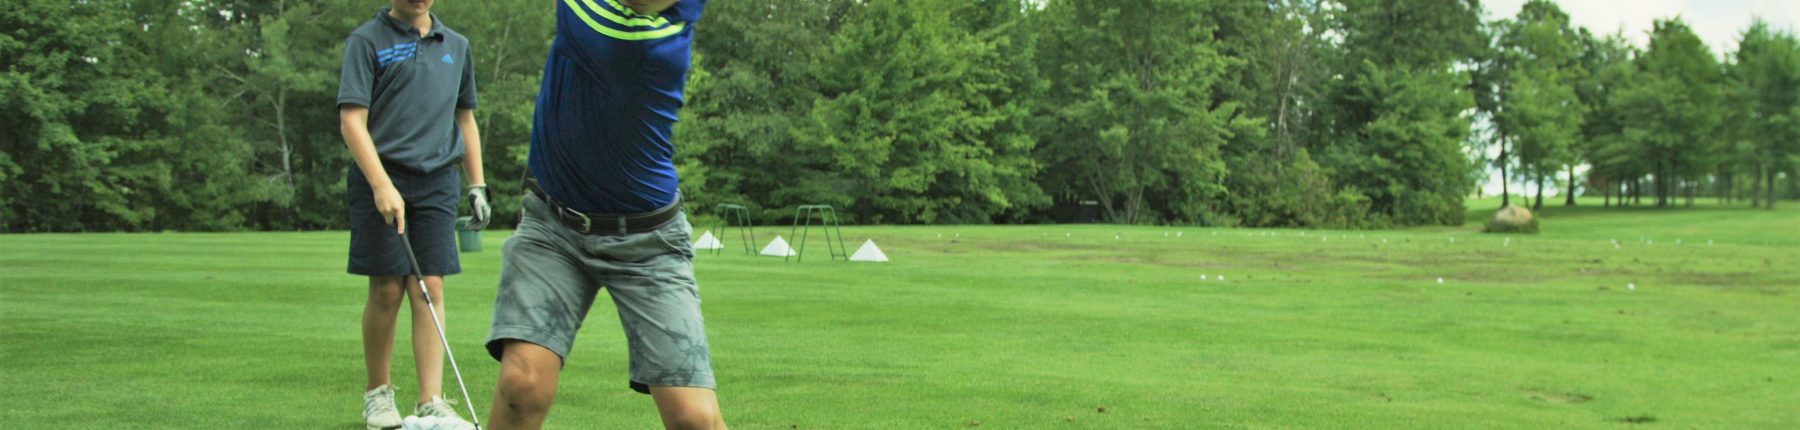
[455,216,482,253]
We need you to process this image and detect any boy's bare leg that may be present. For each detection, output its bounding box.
[650,387,727,430]
[488,340,562,430]
[364,275,406,390]
[406,275,448,404]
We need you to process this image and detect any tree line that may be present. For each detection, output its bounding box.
[3,0,1797,233]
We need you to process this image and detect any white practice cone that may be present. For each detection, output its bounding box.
[849,239,888,262]
[693,231,724,250]
[760,236,797,257]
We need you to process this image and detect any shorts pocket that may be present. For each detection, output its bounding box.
[652,213,694,258]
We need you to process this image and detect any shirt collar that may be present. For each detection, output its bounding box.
[376,7,445,40]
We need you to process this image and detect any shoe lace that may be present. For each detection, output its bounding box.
[418,397,462,418]
[365,388,399,417]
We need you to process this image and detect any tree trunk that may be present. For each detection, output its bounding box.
[1604,178,1611,207]
[1720,169,1732,205]
[1659,165,1668,207]
[1633,178,1642,205]
[1565,165,1577,206]
[1087,178,1117,223]
[1275,80,1293,161]
[1789,169,1799,201]
[1768,169,1778,210]
[1533,173,1545,211]
[1685,178,1695,207]
[1751,164,1762,208]
[1124,188,1144,225]
[275,86,297,224]
[1622,180,1630,206]
[1655,162,1667,207]
[1624,180,1631,205]
[1499,143,1510,208]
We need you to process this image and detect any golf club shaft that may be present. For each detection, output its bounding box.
[399,233,483,429]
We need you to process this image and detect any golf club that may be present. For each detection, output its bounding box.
[398,231,482,430]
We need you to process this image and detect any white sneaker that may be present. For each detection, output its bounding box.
[407,396,476,430]
[363,385,404,430]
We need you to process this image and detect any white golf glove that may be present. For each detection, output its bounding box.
[466,184,491,231]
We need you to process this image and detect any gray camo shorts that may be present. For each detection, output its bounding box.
[485,192,714,394]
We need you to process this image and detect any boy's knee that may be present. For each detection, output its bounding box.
[662,408,724,430]
[655,396,724,430]
[496,360,555,412]
[412,276,444,296]
[367,276,405,307]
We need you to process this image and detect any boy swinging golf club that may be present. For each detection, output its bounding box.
[482,0,725,429]
[337,0,486,428]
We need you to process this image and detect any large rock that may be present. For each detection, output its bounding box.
[1494,205,1533,224]
[1486,205,1538,234]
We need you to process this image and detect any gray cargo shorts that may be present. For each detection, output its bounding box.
[485,192,714,394]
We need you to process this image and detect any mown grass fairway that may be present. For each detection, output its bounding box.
[3,198,1798,429]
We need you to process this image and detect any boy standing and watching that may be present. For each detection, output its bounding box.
[338,0,488,428]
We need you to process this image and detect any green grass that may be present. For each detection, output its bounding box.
[3,197,1798,429]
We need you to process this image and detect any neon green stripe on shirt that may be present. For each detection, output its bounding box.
[597,0,672,27]
[565,0,685,41]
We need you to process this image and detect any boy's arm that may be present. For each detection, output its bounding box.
[456,39,483,189]
[455,40,490,230]
[456,108,490,230]
[458,109,484,188]
[338,35,405,234]
[341,107,406,235]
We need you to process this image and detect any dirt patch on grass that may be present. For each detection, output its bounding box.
[1527,391,1593,404]
[962,240,1114,254]
[1065,253,1154,266]
[1667,271,1788,290]
[1063,251,1322,273]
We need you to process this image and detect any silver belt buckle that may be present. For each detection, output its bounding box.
[564,207,592,233]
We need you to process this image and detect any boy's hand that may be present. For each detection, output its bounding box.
[467,184,491,231]
[375,184,406,235]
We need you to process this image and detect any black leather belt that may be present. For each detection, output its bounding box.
[526,179,681,235]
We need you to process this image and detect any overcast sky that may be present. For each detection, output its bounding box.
[1482,0,1800,56]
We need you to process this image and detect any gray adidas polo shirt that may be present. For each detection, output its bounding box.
[337,8,477,175]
